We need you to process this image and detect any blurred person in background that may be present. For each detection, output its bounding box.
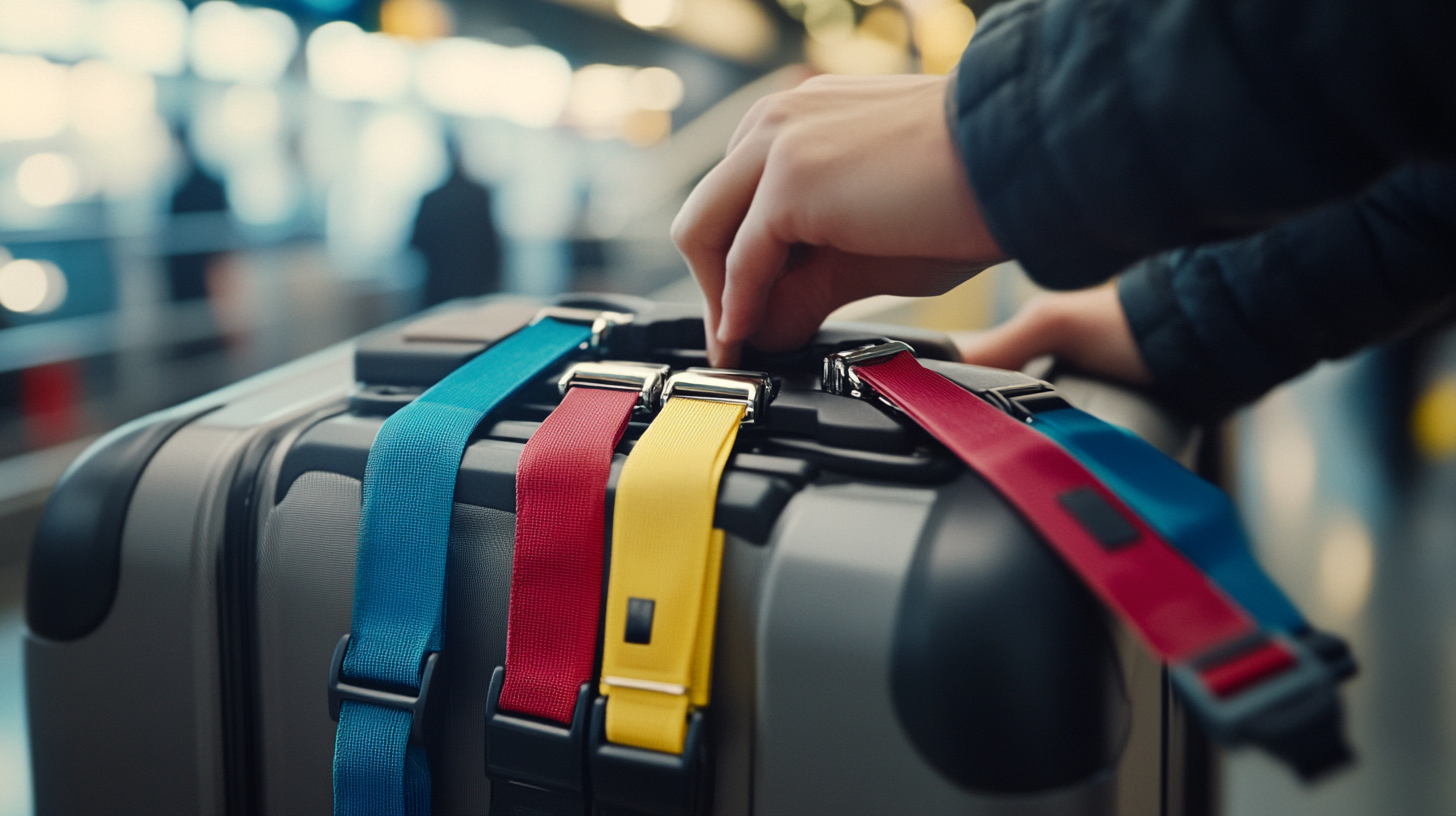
[410,154,502,309]
[673,0,1455,423]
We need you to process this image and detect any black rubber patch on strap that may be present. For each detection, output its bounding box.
[1057,487,1139,550]
[625,598,655,644]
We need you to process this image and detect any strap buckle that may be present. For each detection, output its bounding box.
[662,368,774,425]
[821,341,915,398]
[557,361,671,417]
[1171,633,1349,777]
[485,666,593,813]
[982,383,1072,420]
[588,696,711,816]
[327,634,438,744]
[532,306,635,353]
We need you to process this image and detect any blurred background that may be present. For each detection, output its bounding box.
[0,0,1452,814]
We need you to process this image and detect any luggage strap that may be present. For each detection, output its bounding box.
[485,362,669,814]
[824,344,1350,778]
[331,308,629,816]
[598,369,771,754]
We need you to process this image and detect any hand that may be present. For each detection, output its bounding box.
[957,285,1153,387]
[672,73,1006,367]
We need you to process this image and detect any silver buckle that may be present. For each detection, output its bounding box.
[822,341,916,398]
[558,361,671,416]
[661,368,773,426]
[531,307,635,352]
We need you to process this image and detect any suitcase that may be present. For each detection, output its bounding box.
[25,293,1218,816]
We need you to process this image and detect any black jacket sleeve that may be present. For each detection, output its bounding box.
[951,0,1456,289]
[1116,164,1456,422]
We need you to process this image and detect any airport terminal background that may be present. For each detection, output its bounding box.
[0,0,1453,813]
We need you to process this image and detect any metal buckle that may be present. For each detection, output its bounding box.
[821,341,915,398]
[531,306,635,353]
[557,361,670,417]
[1170,633,1336,747]
[661,368,774,426]
[327,634,437,744]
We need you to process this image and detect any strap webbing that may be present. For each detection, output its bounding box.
[1030,407,1308,634]
[851,352,1286,671]
[501,385,639,722]
[599,398,741,754]
[335,317,591,816]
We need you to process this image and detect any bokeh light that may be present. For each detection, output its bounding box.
[416,38,573,128]
[0,0,90,59]
[618,0,682,29]
[95,0,188,75]
[913,0,975,74]
[307,21,411,102]
[15,153,82,208]
[630,66,685,112]
[69,59,158,141]
[0,258,68,314]
[189,1,299,84]
[0,54,68,141]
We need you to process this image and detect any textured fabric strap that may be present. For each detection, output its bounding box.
[334,317,592,816]
[852,352,1293,682]
[500,385,640,722]
[1030,407,1308,634]
[599,398,741,754]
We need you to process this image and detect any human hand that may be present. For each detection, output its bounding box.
[672,73,1006,367]
[957,285,1153,387]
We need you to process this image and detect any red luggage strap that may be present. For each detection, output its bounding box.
[823,343,1340,755]
[486,361,669,810]
[500,361,669,719]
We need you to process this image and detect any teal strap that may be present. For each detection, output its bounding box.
[1031,407,1307,633]
[334,317,592,816]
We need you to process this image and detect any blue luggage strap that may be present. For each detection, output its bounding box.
[330,308,628,816]
[1029,406,1307,634]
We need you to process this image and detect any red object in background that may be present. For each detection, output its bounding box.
[22,361,82,448]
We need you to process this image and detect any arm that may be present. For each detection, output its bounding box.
[962,165,1456,420]
[956,0,1456,289]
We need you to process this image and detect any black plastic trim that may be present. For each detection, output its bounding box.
[27,406,217,641]
[891,471,1130,793]
[218,403,345,816]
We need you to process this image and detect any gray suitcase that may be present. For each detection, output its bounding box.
[25,294,1215,816]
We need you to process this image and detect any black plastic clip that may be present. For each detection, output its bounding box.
[485,666,592,816]
[588,696,711,816]
[327,633,438,744]
[1170,633,1351,780]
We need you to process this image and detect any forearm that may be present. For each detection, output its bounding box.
[952,0,1456,289]
[1119,165,1456,421]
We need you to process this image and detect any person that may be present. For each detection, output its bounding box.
[671,0,1455,421]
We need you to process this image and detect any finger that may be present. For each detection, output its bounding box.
[718,192,792,346]
[957,308,1061,371]
[673,138,771,341]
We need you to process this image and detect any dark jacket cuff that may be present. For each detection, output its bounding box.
[953,0,1139,290]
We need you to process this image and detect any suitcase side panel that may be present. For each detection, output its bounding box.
[26,425,245,816]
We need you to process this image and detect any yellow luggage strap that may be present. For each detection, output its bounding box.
[599,369,772,754]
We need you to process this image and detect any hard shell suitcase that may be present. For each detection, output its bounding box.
[26,294,1218,816]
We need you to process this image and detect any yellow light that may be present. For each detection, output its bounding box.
[621,108,672,146]
[379,0,453,41]
[1412,376,1456,460]
[805,32,909,74]
[803,0,854,41]
[860,4,908,48]
[1318,511,1374,623]
[630,66,685,111]
[16,153,81,208]
[617,0,682,29]
[0,258,67,314]
[913,0,975,75]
